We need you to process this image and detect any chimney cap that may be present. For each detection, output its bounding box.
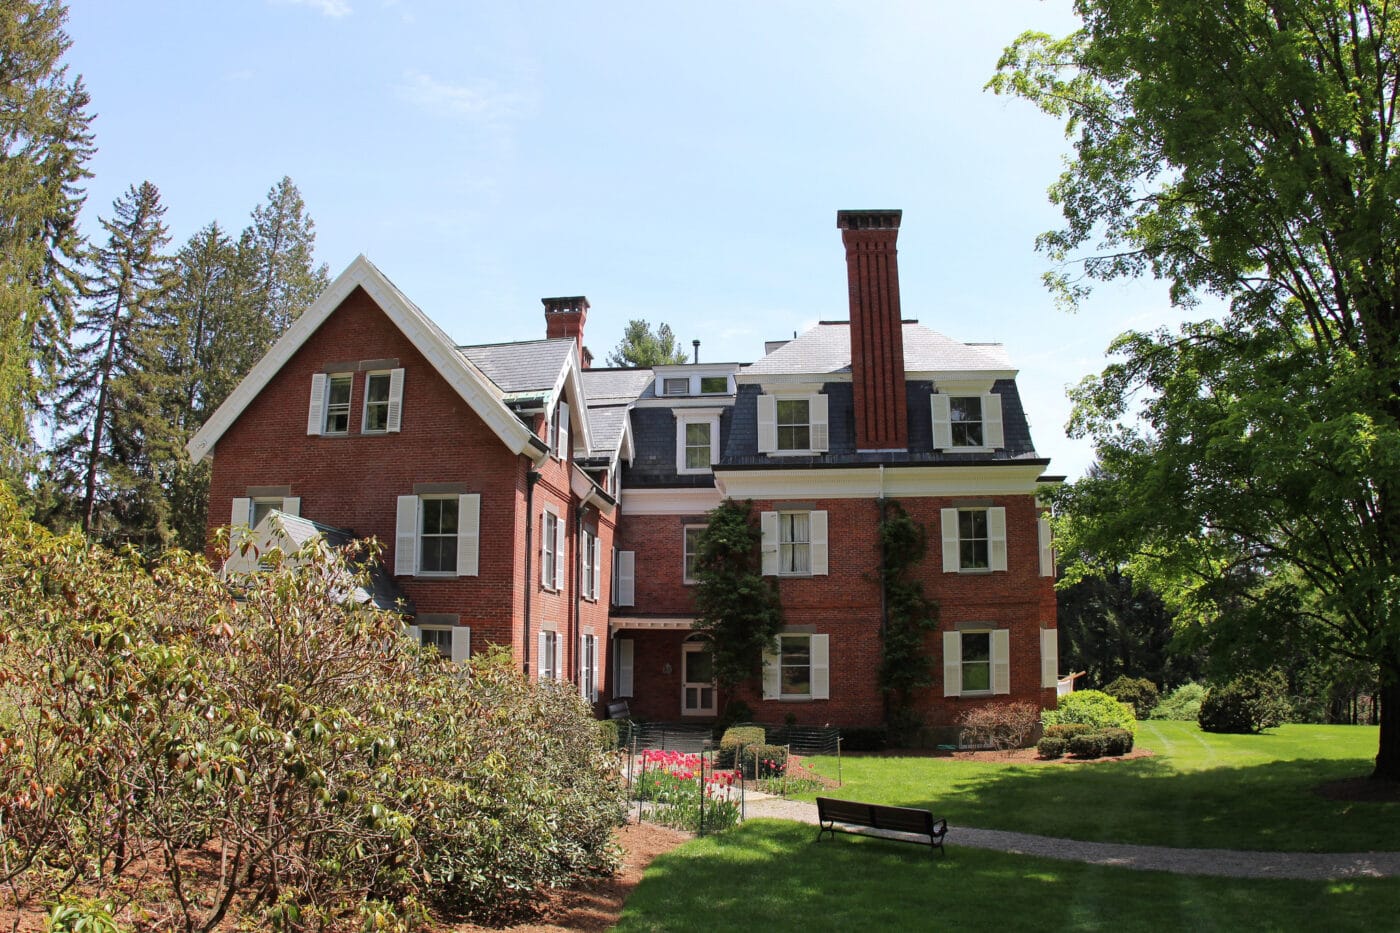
[542,296,590,314]
[836,210,902,230]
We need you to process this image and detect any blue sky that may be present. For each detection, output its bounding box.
[63,0,1190,479]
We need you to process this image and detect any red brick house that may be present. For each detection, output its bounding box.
[189,209,1060,731]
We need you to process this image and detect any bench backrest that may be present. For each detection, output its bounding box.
[817,796,934,835]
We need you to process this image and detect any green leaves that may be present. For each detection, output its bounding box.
[691,500,783,691]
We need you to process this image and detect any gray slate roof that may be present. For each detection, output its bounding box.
[582,368,654,405]
[744,322,1012,376]
[585,405,631,456]
[458,338,575,394]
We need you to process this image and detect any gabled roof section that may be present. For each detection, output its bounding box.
[581,368,650,464]
[742,322,1014,378]
[187,255,548,465]
[460,335,593,454]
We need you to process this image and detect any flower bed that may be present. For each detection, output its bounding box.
[634,750,742,833]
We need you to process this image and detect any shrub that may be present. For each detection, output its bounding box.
[1067,732,1110,759]
[598,718,621,749]
[957,702,1040,751]
[1103,675,1160,719]
[1036,736,1067,759]
[720,726,766,750]
[1044,722,1093,741]
[1198,671,1292,734]
[1100,727,1135,755]
[743,744,789,778]
[1151,682,1208,720]
[1042,689,1137,733]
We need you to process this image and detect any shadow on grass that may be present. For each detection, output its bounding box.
[616,821,1400,933]
[830,755,1396,851]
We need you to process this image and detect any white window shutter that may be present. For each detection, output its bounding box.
[810,394,830,452]
[940,508,960,573]
[989,507,1008,571]
[386,368,405,432]
[943,631,961,697]
[809,511,829,576]
[993,629,1011,695]
[306,373,326,435]
[591,538,602,600]
[615,637,634,697]
[280,497,300,517]
[555,511,568,590]
[1041,628,1058,689]
[674,419,686,472]
[452,626,471,664]
[540,512,550,588]
[231,497,251,532]
[458,494,480,576]
[757,394,777,453]
[810,634,830,699]
[760,511,779,576]
[589,636,600,702]
[395,495,418,576]
[557,400,570,459]
[983,392,1004,448]
[616,550,635,606]
[538,632,549,679]
[1038,513,1055,578]
[762,640,781,699]
[931,394,952,449]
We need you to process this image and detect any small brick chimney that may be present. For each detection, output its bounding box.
[838,210,908,451]
[543,296,589,368]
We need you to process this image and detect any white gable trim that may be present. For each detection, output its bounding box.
[187,254,545,465]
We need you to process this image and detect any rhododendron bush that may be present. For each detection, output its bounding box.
[0,494,623,930]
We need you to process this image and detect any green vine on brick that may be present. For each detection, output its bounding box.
[878,500,940,732]
[692,499,784,691]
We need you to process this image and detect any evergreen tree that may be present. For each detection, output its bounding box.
[241,176,329,345]
[605,320,689,367]
[0,0,94,485]
[48,182,171,545]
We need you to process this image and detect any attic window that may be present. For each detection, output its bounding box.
[663,378,689,396]
[699,376,728,394]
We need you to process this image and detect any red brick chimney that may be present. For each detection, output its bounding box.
[543,296,589,368]
[838,210,908,451]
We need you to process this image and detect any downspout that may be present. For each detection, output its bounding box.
[524,467,542,678]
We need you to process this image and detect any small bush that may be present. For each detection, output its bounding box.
[720,726,766,750]
[598,718,621,749]
[1103,675,1160,719]
[1036,736,1067,759]
[1100,727,1135,755]
[1042,689,1137,733]
[1198,671,1292,734]
[743,744,789,778]
[1067,732,1110,759]
[957,702,1040,751]
[1044,722,1093,741]
[1151,682,1207,720]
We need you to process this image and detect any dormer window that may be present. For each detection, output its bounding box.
[699,376,728,394]
[663,377,689,396]
[756,391,829,455]
[950,396,984,447]
[932,391,1004,450]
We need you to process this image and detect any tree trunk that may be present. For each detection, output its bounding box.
[1373,675,1400,781]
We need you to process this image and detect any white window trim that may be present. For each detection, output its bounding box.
[757,392,829,455]
[416,495,461,577]
[761,632,830,701]
[361,368,405,434]
[314,372,354,436]
[760,510,828,577]
[410,624,470,663]
[932,390,1003,452]
[395,494,479,577]
[541,509,559,590]
[674,410,721,475]
[940,506,1007,573]
[538,630,559,681]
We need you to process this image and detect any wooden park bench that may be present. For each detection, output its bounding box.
[815,796,948,855]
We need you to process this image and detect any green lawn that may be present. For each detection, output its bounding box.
[797,721,1394,851]
[617,820,1400,933]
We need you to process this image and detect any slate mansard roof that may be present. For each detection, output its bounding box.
[744,321,1013,377]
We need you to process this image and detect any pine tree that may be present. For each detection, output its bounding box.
[0,0,95,484]
[241,176,329,345]
[48,182,171,545]
[605,320,689,367]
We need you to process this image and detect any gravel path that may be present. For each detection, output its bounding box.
[741,795,1400,880]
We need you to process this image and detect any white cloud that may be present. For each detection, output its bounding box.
[273,0,352,18]
[398,71,526,122]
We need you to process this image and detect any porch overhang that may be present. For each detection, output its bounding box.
[609,615,697,634]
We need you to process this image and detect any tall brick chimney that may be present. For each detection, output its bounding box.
[838,210,908,451]
[543,296,589,368]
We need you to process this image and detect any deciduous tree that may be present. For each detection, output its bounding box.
[991,0,1400,778]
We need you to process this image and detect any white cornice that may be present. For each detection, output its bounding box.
[635,397,735,409]
[735,373,846,387]
[618,487,722,515]
[187,255,545,465]
[714,464,1048,500]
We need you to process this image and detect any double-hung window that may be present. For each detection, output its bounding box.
[761,632,830,700]
[580,528,601,600]
[542,511,558,589]
[932,391,1003,450]
[323,373,353,434]
[362,371,394,433]
[940,507,1007,573]
[538,630,559,680]
[394,494,480,577]
[683,524,705,584]
[684,422,711,469]
[675,410,721,475]
[757,392,829,454]
[760,510,829,577]
[943,628,1010,696]
[406,620,470,663]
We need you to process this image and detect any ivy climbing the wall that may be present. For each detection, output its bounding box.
[878,500,940,741]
